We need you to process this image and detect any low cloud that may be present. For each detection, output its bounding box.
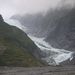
[0,0,60,18]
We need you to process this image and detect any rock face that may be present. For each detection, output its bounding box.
[0,15,4,22]
[12,7,75,51]
[46,7,75,51]
[0,15,44,67]
[11,6,75,65]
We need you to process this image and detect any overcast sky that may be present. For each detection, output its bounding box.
[0,0,61,19]
[0,0,75,19]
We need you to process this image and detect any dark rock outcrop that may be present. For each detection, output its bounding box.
[0,15,44,67]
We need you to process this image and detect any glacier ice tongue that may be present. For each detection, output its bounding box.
[28,35,74,65]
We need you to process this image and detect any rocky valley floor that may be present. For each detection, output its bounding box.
[0,65,75,75]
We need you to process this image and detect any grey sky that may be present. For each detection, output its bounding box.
[0,0,61,19]
[0,0,74,19]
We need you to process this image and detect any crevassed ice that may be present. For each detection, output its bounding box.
[28,35,73,65]
[5,19,74,65]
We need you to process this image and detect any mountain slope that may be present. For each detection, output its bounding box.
[11,7,75,65]
[12,7,75,51]
[0,15,44,67]
[46,7,75,51]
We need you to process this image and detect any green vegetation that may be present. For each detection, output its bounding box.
[0,15,43,67]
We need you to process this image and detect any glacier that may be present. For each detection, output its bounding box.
[28,35,73,65]
[5,19,74,65]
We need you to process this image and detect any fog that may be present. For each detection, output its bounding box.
[0,0,75,19]
[0,0,61,19]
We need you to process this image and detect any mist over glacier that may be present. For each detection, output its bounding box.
[0,0,75,65]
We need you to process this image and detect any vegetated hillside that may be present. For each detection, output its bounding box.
[0,15,44,67]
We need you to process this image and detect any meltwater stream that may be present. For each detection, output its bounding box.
[28,35,73,65]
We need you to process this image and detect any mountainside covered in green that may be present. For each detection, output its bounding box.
[0,15,44,67]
